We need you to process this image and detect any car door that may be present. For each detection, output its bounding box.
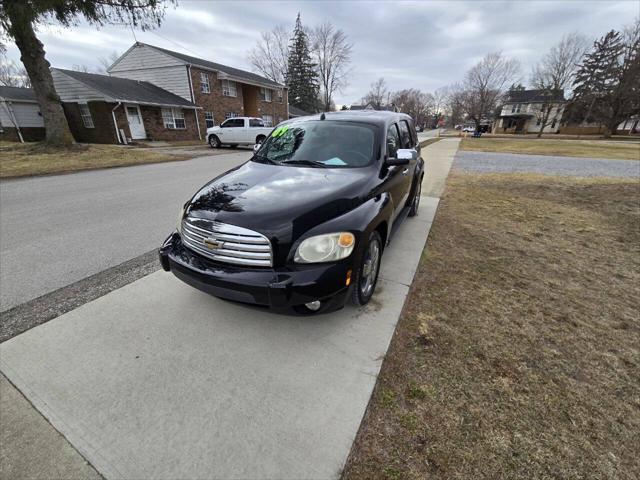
[396,119,416,208]
[383,123,410,220]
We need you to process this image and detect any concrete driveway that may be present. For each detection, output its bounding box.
[1,139,460,479]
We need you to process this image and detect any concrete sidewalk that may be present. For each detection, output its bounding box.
[0,139,460,480]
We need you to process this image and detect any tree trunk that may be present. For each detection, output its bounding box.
[6,10,74,145]
[537,104,552,138]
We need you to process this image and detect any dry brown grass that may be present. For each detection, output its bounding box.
[460,138,640,160]
[343,172,640,480]
[0,142,190,178]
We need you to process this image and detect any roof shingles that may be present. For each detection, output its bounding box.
[55,69,196,108]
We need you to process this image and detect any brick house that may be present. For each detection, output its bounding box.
[107,42,288,133]
[51,68,199,143]
[493,89,566,134]
[0,86,46,142]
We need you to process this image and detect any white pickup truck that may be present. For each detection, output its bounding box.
[206,117,273,148]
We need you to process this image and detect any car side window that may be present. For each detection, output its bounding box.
[220,119,231,128]
[231,119,244,128]
[387,123,401,158]
[249,119,265,127]
[398,120,413,148]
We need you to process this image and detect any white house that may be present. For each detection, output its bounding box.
[493,89,566,134]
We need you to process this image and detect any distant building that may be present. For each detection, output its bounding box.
[108,42,289,132]
[493,89,566,134]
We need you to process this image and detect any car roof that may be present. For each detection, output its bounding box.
[280,110,414,129]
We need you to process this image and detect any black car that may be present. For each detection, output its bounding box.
[159,111,425,314]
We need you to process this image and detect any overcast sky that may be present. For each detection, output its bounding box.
[3,0,639,104]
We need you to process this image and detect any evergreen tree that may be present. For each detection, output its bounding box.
[286,13,319,113]
[568,28,640,137]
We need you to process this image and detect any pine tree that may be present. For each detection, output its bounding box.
[568,28,640,137]
[286,13,319,113]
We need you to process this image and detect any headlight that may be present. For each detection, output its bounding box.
[177,205,185,233]
[294,232,355,263]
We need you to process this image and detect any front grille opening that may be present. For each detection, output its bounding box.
[181,217,273,268]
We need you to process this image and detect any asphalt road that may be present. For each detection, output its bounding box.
[0,151,250,311]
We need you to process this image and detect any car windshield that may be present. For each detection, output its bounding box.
[253,120,376,168]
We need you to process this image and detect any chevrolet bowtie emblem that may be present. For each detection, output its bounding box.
[203,238,224,250]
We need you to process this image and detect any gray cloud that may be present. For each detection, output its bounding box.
[3,0,638,104]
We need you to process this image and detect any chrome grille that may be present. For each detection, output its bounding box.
[180,217,272,267]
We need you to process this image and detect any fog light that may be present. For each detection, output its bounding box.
[305,300,321,311]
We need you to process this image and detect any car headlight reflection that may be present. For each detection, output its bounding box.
[294,232,355,263]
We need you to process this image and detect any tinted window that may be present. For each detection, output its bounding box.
[387,123,401,158]
[255,120,376,168]
[398,120,412,148]
[249,119,265,127]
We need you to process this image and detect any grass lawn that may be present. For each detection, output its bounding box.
[460,138,640,160]
[0,142,191,178]
[343,172,640,480]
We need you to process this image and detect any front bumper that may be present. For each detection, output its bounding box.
[159,233,352,313]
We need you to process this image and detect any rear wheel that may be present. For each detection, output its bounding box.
[351,231,382,306]
[256,135,266,145]
[208,135,221,148]
[408,177,422,217]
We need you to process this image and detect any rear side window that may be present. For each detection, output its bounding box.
[398,120,412,148]
[249,119,265,127]
[387,123,401,157]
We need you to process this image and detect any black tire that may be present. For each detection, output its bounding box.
[408,176,422,217]
[255,135,266,145]
[230,144,238,149]
[351,231,383,306]
[208,135,221,148]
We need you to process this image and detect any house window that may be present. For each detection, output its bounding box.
[259,88,272,102]
[200,73,210,94]
[205,111,214,128]
[551,118,557,128]
[536,118,541,125]
[511,104,516,113]
[222,79,237,97]
[277,90,283,103]
[79,103,94,128]
[225,112,239,119]
[162,108,186,129]
[262,114,273,127]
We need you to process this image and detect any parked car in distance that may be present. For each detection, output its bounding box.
[462,125,475,132]
[207,117,273,148]
[160,111,425,314]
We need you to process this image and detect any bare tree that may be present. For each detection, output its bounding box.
[390,89,434,126]
[248,25,289,84]
[461,52,520,130]
[531,33,588,137]
[310,21,352,112]
[361,77,388,109]
[97,50,121,74]
[0,50,30,87]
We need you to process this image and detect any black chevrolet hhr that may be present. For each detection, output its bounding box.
[159,111,425,314]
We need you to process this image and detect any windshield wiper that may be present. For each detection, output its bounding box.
[279,159,327,168]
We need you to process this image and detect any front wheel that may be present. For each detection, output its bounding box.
[208,135,221,148]
[351,231,382,306]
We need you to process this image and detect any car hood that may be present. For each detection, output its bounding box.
[186,160,371,243]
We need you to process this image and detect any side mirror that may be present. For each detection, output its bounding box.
[253,143,261,153]
[386,148,416,166]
